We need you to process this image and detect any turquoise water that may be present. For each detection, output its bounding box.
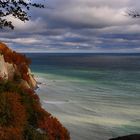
[26,53,140,140]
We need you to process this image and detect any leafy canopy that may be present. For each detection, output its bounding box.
[0,0,44,29]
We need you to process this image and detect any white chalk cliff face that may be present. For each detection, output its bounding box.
[0,42,37,89]
[0,54,8,79]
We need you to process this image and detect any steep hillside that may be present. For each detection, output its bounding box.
[0,42,36,89]
[0,42,70,140]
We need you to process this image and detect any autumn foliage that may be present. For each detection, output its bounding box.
[38,116,70,140]
[0,92,26,140]
[0,43,70,140]
[0,42,31,83]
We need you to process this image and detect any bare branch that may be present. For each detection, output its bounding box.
[0,0,45,29]
[126,10,140,18]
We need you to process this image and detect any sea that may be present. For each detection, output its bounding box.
[25,53,140,140]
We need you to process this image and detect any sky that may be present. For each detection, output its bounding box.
[1,0,140,53]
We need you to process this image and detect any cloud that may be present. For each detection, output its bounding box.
[44,0,137,29]
[1,0,140,52]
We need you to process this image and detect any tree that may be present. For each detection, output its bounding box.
[0,0,44,29]
[126,10,140,18]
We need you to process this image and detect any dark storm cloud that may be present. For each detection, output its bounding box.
[1,0,140,52]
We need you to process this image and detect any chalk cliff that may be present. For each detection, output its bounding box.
[0,42,70,140]
[0,42,37,89]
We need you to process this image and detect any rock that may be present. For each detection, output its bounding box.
[20,79,31,89]
[6,63,15,80]
[27,68,37,89]
[0,42,37,89]
[109,134,140,140]
[28,73,37,89]
[0,54,8,79]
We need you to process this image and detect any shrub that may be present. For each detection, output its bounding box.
[0,127,23,140]
[0,92,27,140]
[13,73,22,82]
[38,116,70,140]
[24,125,48,140]
[0,80,70,140]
